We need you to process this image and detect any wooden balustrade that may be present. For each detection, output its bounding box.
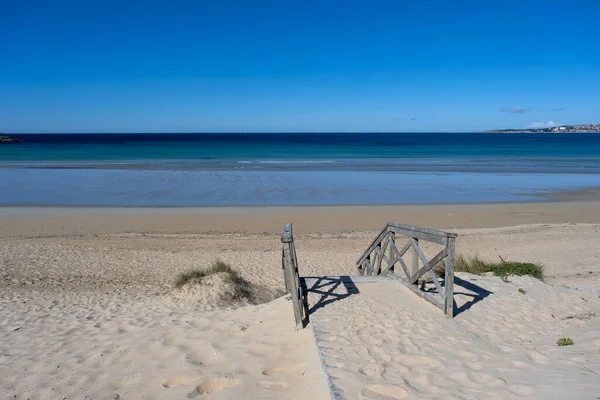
[356,223,457,316]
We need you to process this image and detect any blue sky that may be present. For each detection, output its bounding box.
[1,0,599,133]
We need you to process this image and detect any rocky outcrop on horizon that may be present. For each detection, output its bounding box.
[0,135,21,143]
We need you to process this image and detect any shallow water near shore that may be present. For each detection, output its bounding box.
[1,132,600,206]
[1,168,600,206]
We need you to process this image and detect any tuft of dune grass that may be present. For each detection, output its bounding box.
[453,254,543,280]
[174,260,254,301]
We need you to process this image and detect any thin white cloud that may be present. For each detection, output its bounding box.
[525,120,557,129]
[501,107,533,114]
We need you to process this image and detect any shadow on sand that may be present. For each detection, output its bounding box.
[452,276,494,316]
[301,276,360,314]
[300,274,492,320]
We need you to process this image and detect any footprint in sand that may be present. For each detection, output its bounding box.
[381,364,410,381]
[462,361,484,370]
[261,364,302,376]
[247,344,272,357]
[256,380,289,390]
[449,371,506,389]
[527,350,549,364]
[236,363,263,374]
[368,348,392,363]
[359,363,381,376]
[397,355,442,369]
[187,375,239,398]
[361,384,407,399]
[185,349,223,366]
[162,376,200,388]
[509,384,534,396]
[453,350,480,361]
[511,360,530,368]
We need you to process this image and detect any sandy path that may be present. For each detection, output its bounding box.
[307,276,600,399]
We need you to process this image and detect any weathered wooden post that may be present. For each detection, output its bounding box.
[281,223,304,330]
[282,247,290,293]
[445,236,456,317]
[411,237,419,282]
[388,231,395,272]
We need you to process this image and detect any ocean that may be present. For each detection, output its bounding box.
[1,132,599,206]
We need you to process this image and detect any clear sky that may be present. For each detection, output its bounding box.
[1,0,599,133]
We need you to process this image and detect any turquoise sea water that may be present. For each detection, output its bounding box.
[1,133,599,206]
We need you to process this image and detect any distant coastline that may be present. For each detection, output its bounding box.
[484,124,600,133]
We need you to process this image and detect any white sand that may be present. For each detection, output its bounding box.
[1,208,600,399]
[307,275,600,399]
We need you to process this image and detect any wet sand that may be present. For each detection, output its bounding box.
[1,201,599,238]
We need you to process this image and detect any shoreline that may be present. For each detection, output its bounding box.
[0,185,598,212]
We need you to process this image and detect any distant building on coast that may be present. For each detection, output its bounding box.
[485,124,600,133]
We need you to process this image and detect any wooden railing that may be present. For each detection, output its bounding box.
[356,223,457,316]
[281,223,306,330]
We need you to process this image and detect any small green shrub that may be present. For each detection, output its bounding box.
[557,337,574,346]
[239,323,248,332]
[454,254,543,280]
[518,288,527,294]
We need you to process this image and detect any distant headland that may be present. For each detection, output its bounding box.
[485,124,600,133]
[0,135,21,143]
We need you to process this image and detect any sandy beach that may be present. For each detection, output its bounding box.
[1,202,600,399]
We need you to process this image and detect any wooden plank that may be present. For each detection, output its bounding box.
[379,255,392,275]
[282,241,304,330]
[411,237,420,279]
[445,237,456,317]
[281,223,293,243]
[376,235,391,274]
[281,223,304,330]
[396,230,448,245]
[387,223,456,245]
[396,255,411,280]
[356,262,363,275]
[291,242,302,295]
[387,232,395,272]
[356,225,389,265]
[310,321,344,400]
[389,239,411,279]
[410,247,448,284]
[373,246,383,274]
[428,269,446,301]
[363,259,372,275]
[387,222,457,238]
[380,235,391,261]
[386,272,445,311]
[394,237,413,258]
[301,276,388,287]
[410,237,430,267]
